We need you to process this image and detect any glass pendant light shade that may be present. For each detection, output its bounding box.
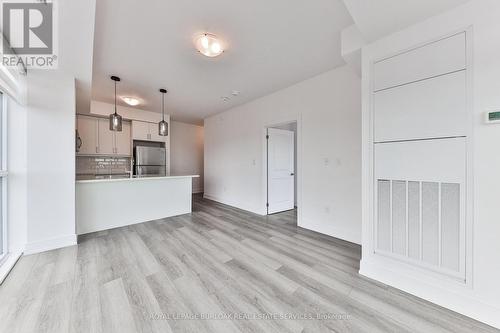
[159,120,168,136]
[109,76,123,132]
[109,112,123,131]
[158,88,168,136]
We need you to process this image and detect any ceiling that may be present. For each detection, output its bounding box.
[342,0,471,42]
[91,0,471,125]
[91,0,353,124]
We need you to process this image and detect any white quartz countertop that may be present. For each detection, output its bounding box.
[76,175,199,184]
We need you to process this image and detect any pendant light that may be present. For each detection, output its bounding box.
[109,76,123,131]
[158,88,168,136]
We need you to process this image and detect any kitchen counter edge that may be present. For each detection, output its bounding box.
[76,175,200,184]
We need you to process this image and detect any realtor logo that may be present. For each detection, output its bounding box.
[1,1,57,69]
[3,2,53,54]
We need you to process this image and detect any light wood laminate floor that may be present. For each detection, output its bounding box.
[0,195,497,333]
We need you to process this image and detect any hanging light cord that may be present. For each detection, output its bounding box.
[162,92,165,121]
[114,80,117,115]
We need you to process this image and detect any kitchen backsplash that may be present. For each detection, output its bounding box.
[76,156,131,175]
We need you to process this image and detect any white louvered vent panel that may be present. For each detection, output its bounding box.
[392,180,407,255]
[422,182,440,266]
[377,180,391,252]
[376,180,463,278]
[441,183,461,272]
[407,181,420,259]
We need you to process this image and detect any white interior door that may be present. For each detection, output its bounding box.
[267,128,295,214]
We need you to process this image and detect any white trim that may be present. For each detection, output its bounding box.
[24,234,77,255]
[0,250,22,284]
[300,218,361,245]
[0,93,7,259]
[203,193,265,216]
[463,25,475,289]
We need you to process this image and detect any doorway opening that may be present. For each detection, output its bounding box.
[266,121,297,215]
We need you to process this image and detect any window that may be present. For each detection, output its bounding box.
[0,92,6,262]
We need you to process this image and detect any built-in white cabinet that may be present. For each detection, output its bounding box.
[97,118,115,155]
[76,116,98,154]
[132,121,150,141]
[132,120,165,142]
[131,120,170,175]
[369,31,469,282]
[76,115,131,156]
[115,122,131,155]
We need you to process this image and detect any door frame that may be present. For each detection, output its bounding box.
[262,118,302,222]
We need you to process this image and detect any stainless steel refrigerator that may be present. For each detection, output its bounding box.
[134,146,166,177]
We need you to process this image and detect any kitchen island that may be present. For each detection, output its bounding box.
[76,175,199,235]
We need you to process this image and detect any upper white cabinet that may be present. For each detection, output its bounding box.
[97,119,115,155]
[373,32,466,92]
[132,120,166,142]
[132,121,150,141]
[115,122,131,155]
[76,115,131,156]
[76,116,98,154]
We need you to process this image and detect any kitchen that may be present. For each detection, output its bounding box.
[75,79,202,235]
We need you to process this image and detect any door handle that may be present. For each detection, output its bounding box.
[290,173,295,176]
[76,137,82,152]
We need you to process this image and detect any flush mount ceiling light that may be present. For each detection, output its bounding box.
[121,96,141,106]
[195,33,224,57]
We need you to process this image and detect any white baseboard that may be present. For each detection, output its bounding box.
[0,251,23,284]
[299,219,361,245]
[24,234,77,255]
[360,259,500,329]
[203,193,265,215]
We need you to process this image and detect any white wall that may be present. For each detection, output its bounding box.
[360,0,500,328]
[59,0,97,114]
[17,0,96,255]
[170,121,204,193]
[25,72,76,254]
[204,65,361,244]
